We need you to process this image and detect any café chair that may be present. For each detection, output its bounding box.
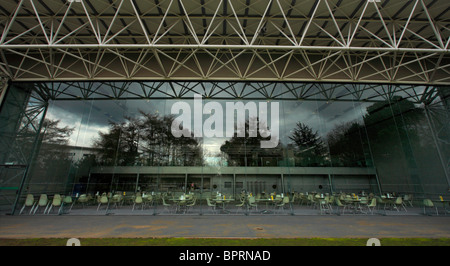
[161,197,174,214]
[423,199,438,215]
[46,194,62,214]
[276,196,290,214]
[248,196,258,212]
[206,198,217,214]
[335,198,349,215]
[63,195,74,213]
[235,198,246,214]
[97,193,109,211]
[19,194,36,215]
[366,198,377,215]
[185,196,197,214]
[393,197,407,212]
[33,194,50,214]
[111,194,123,209]
[132,193,144,211]
[76,194,89,208]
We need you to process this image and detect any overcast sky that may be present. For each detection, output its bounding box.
[45,94,373,157]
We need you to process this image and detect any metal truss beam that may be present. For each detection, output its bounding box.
[0,0,449,84]
[12,80,444,106]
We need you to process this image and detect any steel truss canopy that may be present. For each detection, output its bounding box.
[0,0,450,84]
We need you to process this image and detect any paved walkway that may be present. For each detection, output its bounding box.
[1,214,449,239]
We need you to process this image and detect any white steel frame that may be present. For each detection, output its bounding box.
[0,0,449,84]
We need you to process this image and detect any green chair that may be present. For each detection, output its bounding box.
[289,193,296,206]
[375,196,384,210]
[276,196,290,214]
[235,198,246,214]
[46,194,62,214]
[185,197,196,213]
[63,195,74,213]
[335,198,348,215]
[143,194,153,208]
[248,196,258,212]
[325,195,334,212]
[161,197,173,214]
[96,193,109,211]
[297,193,306,206]
[76,194,89,208]
[19,194,36,215]
[423,199,438,215]
[132,193,144,211]
[33,194,50,214]
[111,194,123,209]
[318,198,331,215]
[366,198,377,215]
[206,198,217,214]
[403,194,414,207]
[306,194,314,207]
[394,197,407,212]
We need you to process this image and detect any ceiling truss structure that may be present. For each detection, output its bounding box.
[9,80,444,107]
[0,0,449,84]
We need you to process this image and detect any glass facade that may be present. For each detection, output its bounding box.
[0,81,448,215]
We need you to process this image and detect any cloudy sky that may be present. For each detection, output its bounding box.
[45,93,373,157]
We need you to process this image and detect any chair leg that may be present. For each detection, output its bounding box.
[19,204,26,215]
[44,203,50,214]
[29,203,36,214]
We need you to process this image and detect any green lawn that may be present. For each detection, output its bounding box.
[0,237,449,246]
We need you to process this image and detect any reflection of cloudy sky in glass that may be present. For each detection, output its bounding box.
[46,95,372,153]
[46,99,168,147]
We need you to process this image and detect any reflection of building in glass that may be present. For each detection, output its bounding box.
[0,0,449,214]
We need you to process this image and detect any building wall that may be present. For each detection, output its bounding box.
[0,82,449,212]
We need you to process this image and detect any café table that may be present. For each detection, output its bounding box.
[256,198,280,214]
[380,196,396,210]
[170,197,188,213]
[432,199,450,215]
[342,197,366,214]
[351,198,367,214]
[213,198,235,213]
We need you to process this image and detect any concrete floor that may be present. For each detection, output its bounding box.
[1,208,449,239]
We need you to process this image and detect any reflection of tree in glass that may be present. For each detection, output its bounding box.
[289,122,327,166]
[363,96,430,169]
[93,111,202,167]
[93,116,139,166]
[326,122,366,167]
[364,96,424,140]
[36,119,75,167]
[220,117,282,166]
[139,112,202,166]
[29,119,75,190]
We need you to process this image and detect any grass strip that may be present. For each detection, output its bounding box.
[0,237,449,246]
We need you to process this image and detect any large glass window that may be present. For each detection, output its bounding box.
[2,82,448,214]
